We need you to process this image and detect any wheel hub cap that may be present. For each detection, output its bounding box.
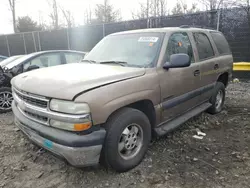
[118,123,143,160]
[215,90,223,109]
[0,91,13,110]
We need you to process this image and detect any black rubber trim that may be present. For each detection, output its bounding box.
[162,84,215,110]
[13,102,106,147]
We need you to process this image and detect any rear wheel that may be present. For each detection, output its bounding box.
[0,87,13,113]
[101,108,151,172]
[207,82,225,114]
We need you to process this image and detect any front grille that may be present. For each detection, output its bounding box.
[24,110,48,123]
[13,88,50,125]
[14,89,48,108]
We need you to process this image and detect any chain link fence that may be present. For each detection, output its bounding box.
[0,8,249,62]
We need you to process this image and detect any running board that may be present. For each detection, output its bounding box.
[154,102,212,136]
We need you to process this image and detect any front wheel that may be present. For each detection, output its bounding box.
[207,82,225,114]
[101,108,151,172]
[0,87,13,113]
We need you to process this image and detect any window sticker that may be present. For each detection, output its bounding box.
[138,37,159,43]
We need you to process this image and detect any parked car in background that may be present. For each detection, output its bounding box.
[0,50,85,113]
[0,55,7,62]
[11,27,233,172]
[0,55,23,68]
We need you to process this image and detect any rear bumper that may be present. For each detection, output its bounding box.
[12,101,106,167]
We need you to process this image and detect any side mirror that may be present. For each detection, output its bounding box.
[163,53,191,69]
[26,65,40,72]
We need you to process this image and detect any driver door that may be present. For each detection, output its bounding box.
[158,32,202,122]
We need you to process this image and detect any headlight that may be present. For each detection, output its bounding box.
[50,99,90,114]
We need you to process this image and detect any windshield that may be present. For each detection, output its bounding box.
[84,32,164,67]
[0,55,23,67]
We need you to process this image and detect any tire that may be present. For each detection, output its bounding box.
[207,82,225,114]
[101,107,151,172]
[0,87,13,113]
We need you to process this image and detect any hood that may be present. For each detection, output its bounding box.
[12,63,145,100]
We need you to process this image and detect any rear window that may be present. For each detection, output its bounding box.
[210,32,231,55]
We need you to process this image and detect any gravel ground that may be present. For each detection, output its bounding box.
[0,81,250,188]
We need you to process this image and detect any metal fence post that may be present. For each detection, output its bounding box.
[37,32,41,51]
[102,23,105,38]
[32,32,37,52]
[66,28,70,50]
[217,9,221,31]
[5,35,10,56]
[22,33,27,54]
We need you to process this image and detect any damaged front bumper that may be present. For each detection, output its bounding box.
[12,101,106,167]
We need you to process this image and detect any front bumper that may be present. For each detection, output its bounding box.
[12,101,106,167]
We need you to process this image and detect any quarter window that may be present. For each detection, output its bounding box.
[166,32,194,63]
[210,32,231,55]
[193,33,214,60]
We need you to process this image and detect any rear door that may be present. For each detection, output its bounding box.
[192,32,217,102]
[158,32,203,122]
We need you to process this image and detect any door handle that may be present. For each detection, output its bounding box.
[214,64,219,70]
[194,70,200,77]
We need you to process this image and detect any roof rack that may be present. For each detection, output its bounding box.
[179,25,190,28]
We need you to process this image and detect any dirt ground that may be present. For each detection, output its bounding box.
[0,81,250,188]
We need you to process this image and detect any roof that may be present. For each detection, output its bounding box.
[110,27,218,36]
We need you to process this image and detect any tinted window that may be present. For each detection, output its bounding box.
[65,53,83,63]
[193,33,214,60]
[85,33,164,67]
[23,53,61,70]
[210,32,231,55]
[166,32,194,63]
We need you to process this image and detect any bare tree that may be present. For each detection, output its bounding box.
[48,0,59,29]
[8,0,17,33]
[84,5,93,24]
[60,7,74,28]
[94,0,120,23]
[172,1,199,15]
[132,0,168,19]
[198,0,224,10]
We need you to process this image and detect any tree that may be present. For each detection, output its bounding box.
[172,1,199,15]
[48,0,59,29]
[198,0,224,10]
[17,16,43,32]
[172,2,183,15]
[60,7,74,28]
[84,6,93,24]
[94,0,120,23]
[132,0,168,19]
[8,0,17,33]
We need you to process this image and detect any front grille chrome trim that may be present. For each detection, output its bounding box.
[13,88,49,103]
[13,91,91,124]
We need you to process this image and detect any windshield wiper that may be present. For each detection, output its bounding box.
[99,61,128,67]
[81,59,97,64]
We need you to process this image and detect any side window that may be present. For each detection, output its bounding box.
[166,32,194,63]
[210,32,231,55]
[23,53,61,70]
[65,53,84,64]
[193,32,214,60]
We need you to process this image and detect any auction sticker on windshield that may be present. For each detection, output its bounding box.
[138,37,159,42]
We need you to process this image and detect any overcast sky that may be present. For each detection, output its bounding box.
[0,0,198,34]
